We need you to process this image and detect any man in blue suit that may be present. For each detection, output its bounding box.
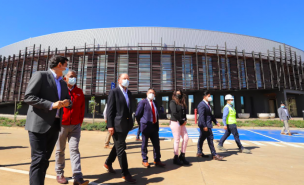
[135,88,166,168]
[197,91,224,160]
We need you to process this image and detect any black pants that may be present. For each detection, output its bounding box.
[218,124,243,149]
[105,132,130,176]
[141,130,161,162]
[197,128,217,156]
[28,119,60,185]
[136,122,141,139]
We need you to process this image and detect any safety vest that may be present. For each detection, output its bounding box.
[224,104,236,124]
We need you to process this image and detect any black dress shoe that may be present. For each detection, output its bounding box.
[122,174,136,184]
[73,178,89,185]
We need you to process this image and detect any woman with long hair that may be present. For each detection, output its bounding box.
[169,89,189,165]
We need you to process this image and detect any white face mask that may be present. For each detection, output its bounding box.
[147,93,155,100]
[68,77,76,86]
[62,67,69,76]
[207,96,213,102]
[121,79,129,87]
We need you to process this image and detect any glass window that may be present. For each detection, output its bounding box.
[188,95,194,114]
[202,56,207,88]
[100,99,106,115]
[241,96,245,113]
[208,57,213,88]
[162,96,169,114]
[82,56,88,91]
[117,54,128,79]
[182,55,193,89]
[221,58,227,89]
[209,95,214,114]
[220,95,225,113]
[32,61,38,74]
[161,54,173,90]
[255,62,262,88]
[96,55,108,93]
[0,68,6,101]
[239,59,246,88]
[139,54,150,92]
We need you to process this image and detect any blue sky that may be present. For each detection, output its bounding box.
[0,0,303,50]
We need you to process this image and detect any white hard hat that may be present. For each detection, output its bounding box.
[225,94,234,100]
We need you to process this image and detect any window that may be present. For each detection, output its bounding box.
[161,54,173,90]
[221,58,227,89]
[82,56,88,91]
[117,54,128,79]
[77,56,88,89]
[241,96,245,113]
[32,61,38,74]
[239,59,246,88]
[139,54,150,92]
[220,95,225,113]
[96,55,108,94]
[188,95,194,114]
[0,68,6,101]
[162,96,169,114]
[100,99,106,115]
[182,55,193,89]
[255,62,262,88]
[202,56,208,88]
[208,57,213,88]
[209,95,214,114]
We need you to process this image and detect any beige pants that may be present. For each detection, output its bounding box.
[281,120,290,133]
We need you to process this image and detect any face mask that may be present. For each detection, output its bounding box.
[121,79,129,87]
[148,93,155,100]
[230,101,234,106]
[207,96,212,102]
[68,77,76,86]
[176,94,182,99]
[62,67,69,76]
[281,105,285,108]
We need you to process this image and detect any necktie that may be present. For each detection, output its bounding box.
[151,100,156,123]
[207,103,211,110]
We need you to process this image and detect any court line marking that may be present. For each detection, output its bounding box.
[265,142,285,147]
[0,167,104,185]
[192,139,198,143]
[224,141,232,144]
[246,129,304,148]
[241,141,249,146]
[126,136,135,140]
[250,141,266,146]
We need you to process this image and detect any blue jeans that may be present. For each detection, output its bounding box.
[218,124,243,150]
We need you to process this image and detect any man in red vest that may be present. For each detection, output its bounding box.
[55,70,89,185]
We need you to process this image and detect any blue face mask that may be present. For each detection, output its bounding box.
[230,101,234,106]
[68,77,76,86]
[281,105,285,108]
[62,67,69,76]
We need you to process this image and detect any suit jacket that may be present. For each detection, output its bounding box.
[24,70,71,133]
[278,107,291,121]
[197,100,218,128]
[135,99,159,134]
[106,87,133,133]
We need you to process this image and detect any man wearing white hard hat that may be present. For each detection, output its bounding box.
[217,94,251,154]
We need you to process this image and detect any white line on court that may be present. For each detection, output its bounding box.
[192,139,198,143]
[265,142,285,147]
[249,141,266,146]
[241,141,249,145]
[126,136,135,140]
[224,141,232,144]
[0,167,104,185]
[246,129,304,148]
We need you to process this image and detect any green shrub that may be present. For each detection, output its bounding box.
[81,122,107,131]
[16,119,26,127]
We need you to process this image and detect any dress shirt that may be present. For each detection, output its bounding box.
[119,85,129,108]
[48,69,62,118]
[147,98,157,122]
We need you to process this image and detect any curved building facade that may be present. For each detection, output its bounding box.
[0,27,303,118]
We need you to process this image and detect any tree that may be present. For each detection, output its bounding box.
[89,96,99,124]
[14,100,22,124]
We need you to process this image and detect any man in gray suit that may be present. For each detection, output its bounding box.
[277,102,292,136]
[24,55,72,185]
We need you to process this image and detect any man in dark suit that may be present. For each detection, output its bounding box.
[104,73,136,184]
[24,55,72,185]
[197,91,223,161]
[135,88,166,168]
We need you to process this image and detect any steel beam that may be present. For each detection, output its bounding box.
[273,47,280,90]
[14,50,22,100]
[217,45,222,90]
[37,45,41,71]
[259,53,266,89]
[18,47,27,101]
[280,46,288,88]
[196,45,199,90]
[235,47,241,90]
[29,44,35,78]
[45,46,50,71]
[225,43,230,90]
[242,50,249,90]
[90,39,95,95]
[267,50,274,89]
[205,46,209,90]
[289,47,297,89]
[252,51,258,89]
